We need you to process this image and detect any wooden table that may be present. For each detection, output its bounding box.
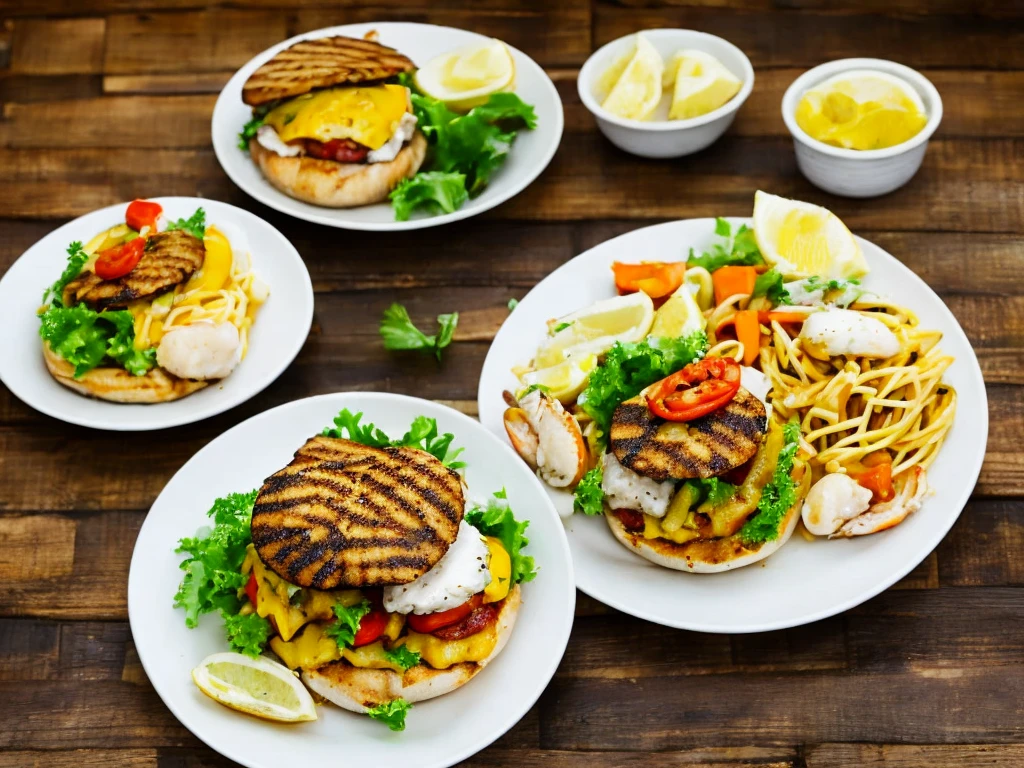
[1,1,1022,766]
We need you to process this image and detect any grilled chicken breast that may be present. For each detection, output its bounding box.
[242,36,416,107]
[251,436,465,589]
[610,389,768,481]
[62,230,205,310]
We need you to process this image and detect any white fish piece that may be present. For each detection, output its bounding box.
[802,472,873,536]
[256,125,301,157]
[156,321,240,380]
[383,519,491,615]
[800,308,900,359]
[601,452,675,518]
[518,389,586,488]
[740,366,773,420]
[367,113,418,163]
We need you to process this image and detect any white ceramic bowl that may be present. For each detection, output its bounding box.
[578,29,754,158]
[782,58,943,198]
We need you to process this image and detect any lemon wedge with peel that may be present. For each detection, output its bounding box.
[520,354,598,403]
[650,281,707,338]
[534,292,655,369]
[415,39,515,111]
[796,70,927,151]
[600,34,664,121]
[752,191,868,280]
[663,49,742,120]
[192,652,317,723]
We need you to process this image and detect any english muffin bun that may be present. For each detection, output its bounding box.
[43,343,207,404]
[250,131,427,208]
[605,498,804,574]
[301,585,520,711]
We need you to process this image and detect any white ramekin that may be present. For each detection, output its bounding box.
[781,58,943,198]
[577,29,754,159]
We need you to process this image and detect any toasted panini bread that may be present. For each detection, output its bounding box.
[251,436,465,589]
[242,36,416,107]
[42,343,208,403]
[249,130,426,208]
[610,389,767,481]
[63,230,205,310]
[302,586,520,709]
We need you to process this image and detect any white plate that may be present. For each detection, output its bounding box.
[128,392,575,768]
[477,218,988,633]
[212,22,564,231]
[0,197,313,431]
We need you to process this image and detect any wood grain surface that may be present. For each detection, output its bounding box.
[0,1,1021,766]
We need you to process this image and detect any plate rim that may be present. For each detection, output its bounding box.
[211,21,565,232]
[476,216,989,633]
[127,391,577,768]
[0,196,314,431]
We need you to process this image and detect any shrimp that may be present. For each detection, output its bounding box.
[831,466,928,538]
[503,389,587,487]
[156,321,240,380]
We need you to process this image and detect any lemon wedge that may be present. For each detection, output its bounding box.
[534,292,655,369]
[752,191,868,280]
[650,281,707,338]
[415,39,515,111]
[520,354,598,403]
[663,49,742,120]
[192,652,317,723]
[600,34,664,121]
[796,70,927,151]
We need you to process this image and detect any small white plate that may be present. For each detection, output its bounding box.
[212,22,564,231]
[128,392,575,768]
[0,197,313,431]
[477,218,988,633]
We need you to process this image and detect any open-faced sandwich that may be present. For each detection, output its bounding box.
[39,200,268,403]
[501,192,956,571]
[176,409,535,731]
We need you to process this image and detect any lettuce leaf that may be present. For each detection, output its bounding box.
[390,171,468,221]
[383,645,421,672]
[166,207,207,239]
[38,304,156,378]
[379,302,459,360]
[223,612,272,658]
[366,698,411,731]
[573,466,605,516]
[465,491,536,584]
[751,268,790,306]
[687,218,765,272]
[42,241,89,306]
[322,409,466,469]
[324,600,371,649]
[740,419,802,543]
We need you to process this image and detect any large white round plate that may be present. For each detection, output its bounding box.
[128,392,574,768]
[0,197,313,431]
[212,22,563,231]
[478,218,988,633]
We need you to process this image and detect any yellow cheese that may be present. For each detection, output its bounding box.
[399,625,498,670]
[342,641,405,673]
[263,85,409,150]
[270,623,341,671]
[643,514,700,544]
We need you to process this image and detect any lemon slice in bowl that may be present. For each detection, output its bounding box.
[520,354,598,403]
[600,33,664,121]
[650,281,707,338]
[192,652,317,723]
[664,50,742,120]
[752,191,868,280]
[415,39,515,111]
[534,292,655,369]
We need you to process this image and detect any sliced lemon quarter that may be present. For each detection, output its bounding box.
[600,34,664,121]
[650,281,707,338]
[752,190,868,280]
[665,49,742,120]
[192,652,317,723]
[520,354,598,403]
[415,39,515,111]
[534,292,654,369]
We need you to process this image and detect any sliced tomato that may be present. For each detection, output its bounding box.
[646,357,741,422]
[244,572,259,606]
[125,199,162,232]
[95,237,145,280]
[850,452,895,504]
[352,606,389,647]
[407,594,483,634]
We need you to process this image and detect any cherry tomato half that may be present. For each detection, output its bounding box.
[125,199,163,232]
[407,594,483,634]
[244,572,259,606]
[95,237,145,280]
[646,357,741,422]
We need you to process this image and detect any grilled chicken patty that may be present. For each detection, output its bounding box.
[62,230,205,310]
[610,389,768,481]
[251,436,465,589]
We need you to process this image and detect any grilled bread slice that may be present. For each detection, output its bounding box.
[62,230,205,310]
[251,437,465,589]
[610,389,767,481]
[242,35,416,107]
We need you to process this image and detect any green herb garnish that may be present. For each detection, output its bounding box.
[379,302,458,361]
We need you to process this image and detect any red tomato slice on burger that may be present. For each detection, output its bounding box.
[646,358,741,422]
[407,594,483,634]
[95,237,145,280]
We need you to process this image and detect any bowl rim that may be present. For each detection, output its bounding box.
[781,57,943,160]
[577,28,755,132]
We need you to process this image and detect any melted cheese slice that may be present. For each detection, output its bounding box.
[263,85,410,150]
[399,626,498,670]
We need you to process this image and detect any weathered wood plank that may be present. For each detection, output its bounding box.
[0,514,75,580]
[939,499,1024,587]
[805,743,1024,767]
[103,72,231,94]
[0,619,128,681]
[8,18,105,75]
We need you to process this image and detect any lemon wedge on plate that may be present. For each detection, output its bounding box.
[520,354,598,403]
[752,191,868,280]
[534,292,654,369]
[795,70,927,151]
[192,652,317,723]
[415,39,515,111]
[600,34,664,121]
[650,281,707,338]
[663,49,742,120]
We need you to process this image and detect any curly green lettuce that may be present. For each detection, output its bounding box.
[324,600,372,649]
[389,172,468,221]
[740,419,802,544]
[573,467,605,516]
[384,645,421,672]
[465,490,536,584]
[366,698,412,731]
[42,241,88,306]
[39,304,157,378]
[223,612,272,658]
[322,409,466,469]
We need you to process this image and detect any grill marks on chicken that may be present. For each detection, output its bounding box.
[62,230,205,310]
[251,436,465,589]
[610,390,768,481]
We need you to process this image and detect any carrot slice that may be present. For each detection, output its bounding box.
[712,266,757,306]
[733,309,761,366]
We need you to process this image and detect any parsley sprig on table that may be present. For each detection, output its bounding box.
[380,303,459,361]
